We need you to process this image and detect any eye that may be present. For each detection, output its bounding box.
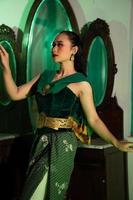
[52,42,56,47]
[57,43,63,47]
[52,42,63,48]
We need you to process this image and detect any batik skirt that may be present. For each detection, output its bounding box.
[20,128,78,200]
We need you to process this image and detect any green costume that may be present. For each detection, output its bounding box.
[20,71,91,200]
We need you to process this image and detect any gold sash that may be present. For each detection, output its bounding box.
[36,113,91,144]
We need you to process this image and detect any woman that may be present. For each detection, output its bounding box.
[0,31,133,200]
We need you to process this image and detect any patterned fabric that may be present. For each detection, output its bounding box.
[20,129,78,200]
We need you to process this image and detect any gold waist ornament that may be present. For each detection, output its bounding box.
[36,113,72,130]
[36,112,91,144]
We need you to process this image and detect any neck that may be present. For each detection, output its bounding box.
[59,61,76,76]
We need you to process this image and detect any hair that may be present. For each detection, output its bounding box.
[59,31,86,75]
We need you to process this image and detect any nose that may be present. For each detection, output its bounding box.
[52,45,57,53]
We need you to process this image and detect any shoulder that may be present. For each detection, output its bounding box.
[71,72,91,88]
[76,81,93,98]
[68,81,92,97]
[77,81,92,90]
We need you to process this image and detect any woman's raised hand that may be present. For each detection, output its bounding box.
[0,45,10,71]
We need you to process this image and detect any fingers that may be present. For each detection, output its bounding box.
[127,144,133,150]
[123,143,133,152]
[0,45,7,55]
[0,45,9,64]
[0,45,8,58]
[117,141,133,152]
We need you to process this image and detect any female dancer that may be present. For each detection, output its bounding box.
[0,31,133,200]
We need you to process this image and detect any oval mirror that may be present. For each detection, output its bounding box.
[22,0,79,129]
[0,40,16,106]
[87,36,108,106]
[82,18,117,109]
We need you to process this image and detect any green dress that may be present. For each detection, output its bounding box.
[20,71,90,200]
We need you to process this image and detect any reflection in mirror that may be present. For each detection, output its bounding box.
[22,0,79,129]
[87,36,108,106]
[0,24,17,106]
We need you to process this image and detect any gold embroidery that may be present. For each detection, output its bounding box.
[36,113,90,144]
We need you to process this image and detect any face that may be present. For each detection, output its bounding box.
[52,33,77,63]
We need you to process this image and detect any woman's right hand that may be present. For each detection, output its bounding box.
[0,45,10,72]
[0,45,40,100]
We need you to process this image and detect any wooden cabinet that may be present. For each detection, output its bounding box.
[0,134,33,200]
[67,143,128,200]
[0,137,128,200]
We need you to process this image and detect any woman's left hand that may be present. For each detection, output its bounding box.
[0,44,10,71]
[117,141,133,152]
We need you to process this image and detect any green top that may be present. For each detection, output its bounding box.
[37,70,87,94]
[35,70,93,143]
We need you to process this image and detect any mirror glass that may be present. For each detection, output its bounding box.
[87,36,108,106]
[0,40,16,105]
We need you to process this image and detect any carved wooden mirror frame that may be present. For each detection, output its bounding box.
[82,18,117,110]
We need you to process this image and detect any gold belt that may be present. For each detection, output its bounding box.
[36,113,91,144]
[36,113,72,130]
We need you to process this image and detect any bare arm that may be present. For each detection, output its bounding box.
[79,81,133,152]
[0,45,40,100]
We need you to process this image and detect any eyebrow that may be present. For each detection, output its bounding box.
[52,41,63,46]
[54,41,63,43]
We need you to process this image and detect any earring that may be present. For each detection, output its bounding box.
[70,54,74,61]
